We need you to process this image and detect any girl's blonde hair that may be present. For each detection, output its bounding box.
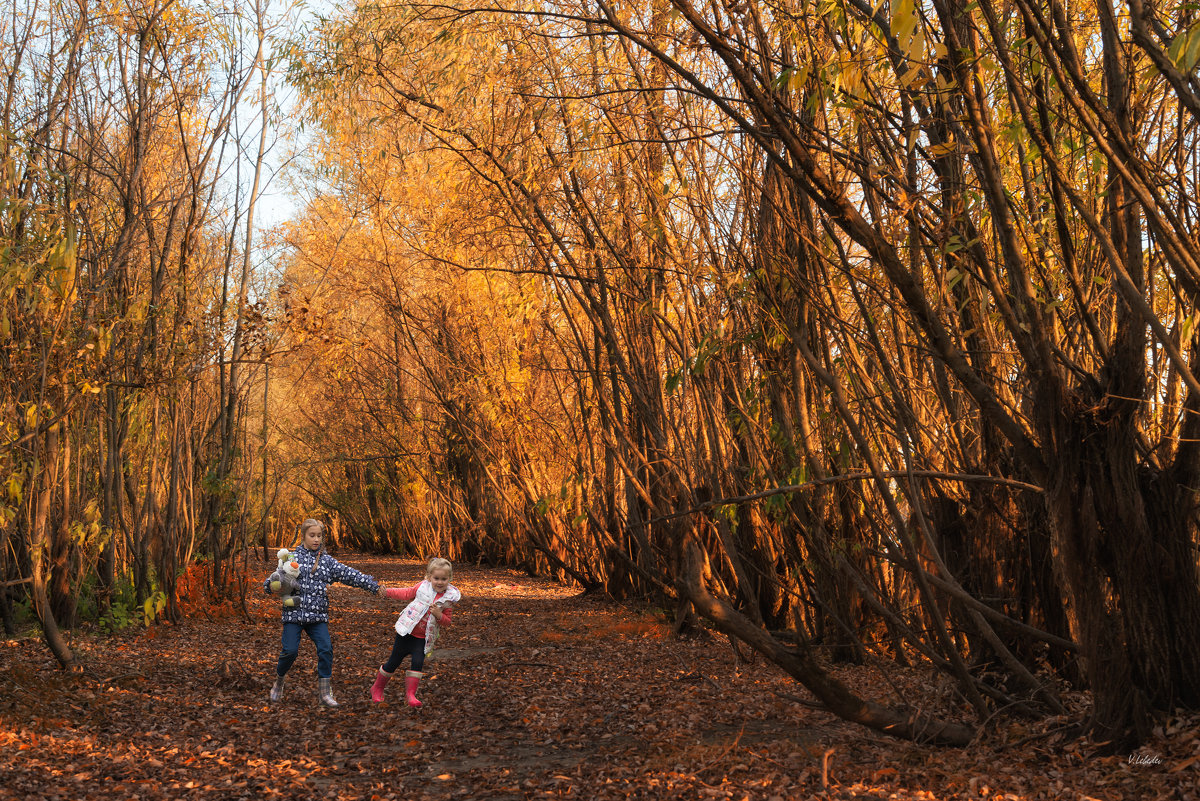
[299,518,325,574]
[426,557,453,578]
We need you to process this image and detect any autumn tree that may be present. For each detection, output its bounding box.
[2,0,285,656]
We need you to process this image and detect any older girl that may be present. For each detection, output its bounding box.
[264,518,381,707]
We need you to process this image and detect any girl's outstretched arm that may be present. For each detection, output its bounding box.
[326,558,381,594]
[381,585,418,601]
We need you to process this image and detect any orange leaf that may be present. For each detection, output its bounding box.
[1171,754,1199,772]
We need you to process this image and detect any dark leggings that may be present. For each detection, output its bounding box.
[382,633,426,673]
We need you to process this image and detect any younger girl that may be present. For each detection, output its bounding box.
[264,518,381,707]
[371,557,461,707]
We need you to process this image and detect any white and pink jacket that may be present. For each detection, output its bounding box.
[384,580,462,653]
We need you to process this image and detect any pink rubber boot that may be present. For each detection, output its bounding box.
[369,666,393,703]
[404,670,424,708]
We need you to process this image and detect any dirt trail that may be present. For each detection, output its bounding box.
[1,554,1195,800]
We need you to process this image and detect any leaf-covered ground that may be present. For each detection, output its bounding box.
[1,554,1197,800]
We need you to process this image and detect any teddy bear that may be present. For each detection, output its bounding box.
[267,548,302,608]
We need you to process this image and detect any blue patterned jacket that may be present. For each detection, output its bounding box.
[263,546,379,624]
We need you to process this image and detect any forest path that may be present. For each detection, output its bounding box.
[0,554,1192,800]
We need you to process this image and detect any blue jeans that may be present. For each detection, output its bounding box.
[382,633,426,673]
[277,621,333,678]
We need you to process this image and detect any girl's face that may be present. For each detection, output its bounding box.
[302,527,323,551]
[428,568,451,593]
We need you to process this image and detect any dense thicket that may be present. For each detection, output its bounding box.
[0,0,287,656]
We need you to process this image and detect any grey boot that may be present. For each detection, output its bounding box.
[269,674,285,703]
[318,677,339,708]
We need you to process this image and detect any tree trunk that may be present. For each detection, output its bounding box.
[1044,406,1200,750]
[50,410,77,627]
[679,537,973,746]
[31,425,76,669]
